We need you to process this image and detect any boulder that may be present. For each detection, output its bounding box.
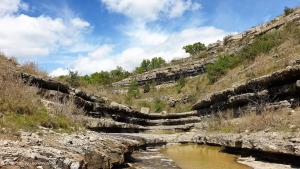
[140,107,150,114]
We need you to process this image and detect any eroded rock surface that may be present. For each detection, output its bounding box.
[0,130,143,169]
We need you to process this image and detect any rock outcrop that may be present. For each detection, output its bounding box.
[112,58,215,86]
[192,65,300,115]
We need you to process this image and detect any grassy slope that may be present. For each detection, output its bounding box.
[0,54,83,133]
[88,21,300,114]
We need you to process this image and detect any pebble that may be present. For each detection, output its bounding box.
[70,162,81,169]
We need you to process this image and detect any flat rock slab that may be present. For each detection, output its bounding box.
[0,130,144,169]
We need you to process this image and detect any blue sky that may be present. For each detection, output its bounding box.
[0,0,299,76]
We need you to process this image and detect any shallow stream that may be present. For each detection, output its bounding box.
[160,144,250,169]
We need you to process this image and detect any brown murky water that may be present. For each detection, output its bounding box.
[160,144,251,169]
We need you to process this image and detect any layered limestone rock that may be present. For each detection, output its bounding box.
[112,58,215,86]
[18,71,201,133]
[192,65,300,114]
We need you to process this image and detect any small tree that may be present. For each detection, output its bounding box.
[284,7,294,16]
[150,57,166,69]
[127,80,140,98]
[66,70,80,87]
[135,59,151,74]
[143,83,150,93]
[183,42,206,56]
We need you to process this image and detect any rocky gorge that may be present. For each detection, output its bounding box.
[2,6,300,169]
[2,62,300,168]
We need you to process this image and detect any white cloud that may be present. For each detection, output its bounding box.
[101,0,201,21]
[0,0,28,16]
[88,44,113,59]
[50,67,69,77]
[0,0,91,58]
[125,24,167,46]
[58,45,116,75]
[168,0,201,18]
[71,18,90,29]
[123,26,230,62]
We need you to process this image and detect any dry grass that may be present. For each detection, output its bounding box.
[203,108,300,133]
[21,62,48,77]
[0,71,41,115]
[0,55,82,132]
[0,53,47,77]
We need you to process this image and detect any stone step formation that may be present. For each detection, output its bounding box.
[18,63,300,134]
[4,60,300,169]
[19,71,201,134]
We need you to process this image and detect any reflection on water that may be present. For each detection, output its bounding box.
[160,144,250,169]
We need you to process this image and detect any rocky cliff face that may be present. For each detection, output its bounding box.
[112,58,215,86]
[113,7,300,87]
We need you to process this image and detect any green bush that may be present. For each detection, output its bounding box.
[284,7,294,16]
[66,71,80,87]
[134,57,166,74]
[176,77,186,93]
[207,29,284,83]
[206,54,241,83]
[143,83,151,93]
[239,31,283,60]
[154,99,165,112]
[183,42,206,56]
[82,66,130,86]
[127,80,140,99]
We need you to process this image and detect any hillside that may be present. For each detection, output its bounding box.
[92,7,300,114]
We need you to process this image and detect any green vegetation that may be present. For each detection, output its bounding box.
[143,83,151,93]
[176,77,186,93]
[183,42,206,56]
[134,57,166,74]
[127,80,140,99]
[154,99,166,112]
[81,66,130,86]
[207,28,285,83]
[59,58,166,87]
[0,109,81,132]
[66,71,80,87]
[59,66,130,86]
[206,54,241,83]
[284,7,294,16]
[0,67,82,132]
